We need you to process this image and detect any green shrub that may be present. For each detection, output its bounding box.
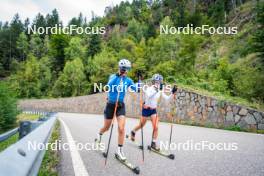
[0,82,18,131]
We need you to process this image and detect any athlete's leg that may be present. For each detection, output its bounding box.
[130,117,147,141]
[99,119,112,134]
[117,115,126,145]
[116,115,127,160]
[133,117,147,132]
[151,114,159,141]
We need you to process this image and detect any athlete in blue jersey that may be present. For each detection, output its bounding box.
[95,59,138,161]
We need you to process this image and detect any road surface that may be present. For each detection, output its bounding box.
[57,113,264,176]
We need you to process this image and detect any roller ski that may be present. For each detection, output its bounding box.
[94,134,106,157]
[114,147,140,175]
[126,132,143,150]
[147,142,175,160]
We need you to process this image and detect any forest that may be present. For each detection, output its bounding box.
[0,0,264,128]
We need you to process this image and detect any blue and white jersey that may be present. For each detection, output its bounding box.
[106,74,138,103]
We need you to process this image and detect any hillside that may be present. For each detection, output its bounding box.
[0,0,263,108]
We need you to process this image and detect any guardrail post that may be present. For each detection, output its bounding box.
[19,121,31,140]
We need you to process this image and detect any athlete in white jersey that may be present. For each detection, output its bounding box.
[130,74,177,150]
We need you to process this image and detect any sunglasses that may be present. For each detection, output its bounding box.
[119,66,131,72]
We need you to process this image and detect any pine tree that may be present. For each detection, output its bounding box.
[65,37,86,61]
[30,34,44,59]
[253,0,264,60]
[87,34,102,58]
[16,32,29,61]
[49,34,70,72]
[0,83,18,130]
[52,58,87,97]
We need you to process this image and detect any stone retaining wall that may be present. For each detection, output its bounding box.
[127,89,264,131]
[19,89,264,131]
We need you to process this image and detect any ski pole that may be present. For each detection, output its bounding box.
[169,93,176,147]
[138,73,145,162]
[169,85,177,148]
[104,78,123,166]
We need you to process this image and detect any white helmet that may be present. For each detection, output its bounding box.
[152,74,163,82]
[118,59,131,71]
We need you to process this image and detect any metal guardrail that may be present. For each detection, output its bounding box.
[0,111,54,143]
[0,113,57,176]
[0,127,19,142]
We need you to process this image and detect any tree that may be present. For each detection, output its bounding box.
[89,49,118,87]
[0,82,18,130]
[1,14,24,70]
[39,56,52,96]
[16,32,29,61]
[87,34,102,58]
[32,13,46,29]
[65,37,86,61]
[32,13,46,38]
[107,25,122,52]
[253,0,264,60]
[0,23,11,72]
[68,13,84,27]
[52,58,87,97]
[10,55,41,98]
[30,34,44,59]
[46,9,60,27]
[126,18,146,42]
[49,34,70,72]
[208,0,225,26]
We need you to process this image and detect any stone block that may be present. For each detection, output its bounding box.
[208,111,218,123]
[207,97,211,106]
[232,106,239,114]
[253,112,262,123]
[237,119,248,129]
[239,108,248,116]
[225,111,234,122]
[180,92,186,96]
[186,93,190,99]
[208,107,213,112]
[234,115,241,123]
[211,99,217,106]
[244,113,256,125]
[258,124,264,130]
[226,106,232,112]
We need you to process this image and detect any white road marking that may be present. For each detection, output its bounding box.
[59,117,89,176]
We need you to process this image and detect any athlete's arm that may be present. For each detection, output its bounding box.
[145,86,158,98]
[128,78,141,92]
[161,91,172,100]
[107,74,119,87]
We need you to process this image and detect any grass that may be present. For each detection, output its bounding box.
[0,113,41,152]
[38,120,60,176]
[176,82,264,111]
[0,113,40,135]
[0,133,19,152]
[224,125,242,132]
[16,113,40,122]
[155,116,264,134]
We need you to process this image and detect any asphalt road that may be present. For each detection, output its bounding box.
[57,112,264,176]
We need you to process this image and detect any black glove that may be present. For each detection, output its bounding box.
[172,85,177,94]
[160,83,163,90]
[137,71,143,81]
